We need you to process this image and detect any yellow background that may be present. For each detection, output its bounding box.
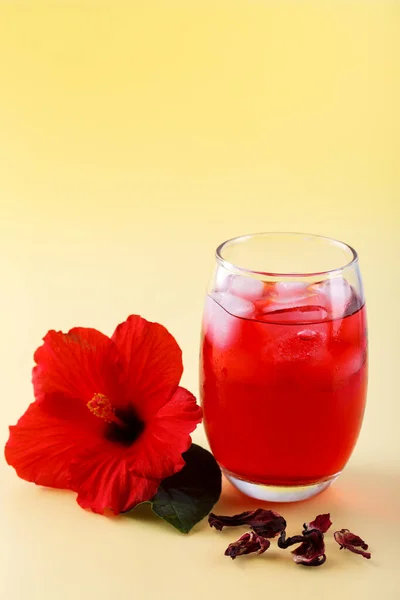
[0,1,399,598]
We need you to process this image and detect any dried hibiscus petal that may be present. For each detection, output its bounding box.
[209,509,286,538]
[334,529,371,559]
[303,513,332,534]
[278,529,326,567]
[225,532,271,559]
[277,531,305,549]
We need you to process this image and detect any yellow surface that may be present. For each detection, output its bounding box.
[0,1,399,598]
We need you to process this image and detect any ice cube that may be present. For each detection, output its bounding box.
[334,346,367,385]
[258,288,328,323]
[203,293,254,347]
[297,329,318,341]
[214,291,255,317]
[259,303,329,324]
[312,277,353,318]
[266,328,327,367]
[229,275,266,301]
[214,267,232,292]
[272,281,310,302]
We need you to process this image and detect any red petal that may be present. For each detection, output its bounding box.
[33,328,124,408]
[304,513,332,534]
[225,532,271,559]
[334,529,371,559]
[209,509,286,538]
[111,316,183,419]
[143,387,203,476]
[70,448,160,515]
[69,387,202,514]
[5,401,98,490]
[279,530,326,566]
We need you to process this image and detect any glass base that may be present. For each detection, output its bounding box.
[224,471,339,503]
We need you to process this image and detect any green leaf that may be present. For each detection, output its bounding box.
[126,444,221,533]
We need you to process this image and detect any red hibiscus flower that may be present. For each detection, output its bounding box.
[5,315,202,515]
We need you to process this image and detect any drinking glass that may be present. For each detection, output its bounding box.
[200,233,368,502]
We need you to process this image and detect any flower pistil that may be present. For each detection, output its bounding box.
[87,393,125,427]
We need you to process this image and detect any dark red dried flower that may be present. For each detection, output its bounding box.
[303,513,332,534]
[209,509,286,538]
[278,529,326,567]
[334,529,371,559]
[277,531,304,549]
[224,532,271,559]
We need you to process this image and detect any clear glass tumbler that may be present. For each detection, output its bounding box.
[200,233,368,502]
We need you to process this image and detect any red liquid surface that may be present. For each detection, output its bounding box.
[200,291,368,486]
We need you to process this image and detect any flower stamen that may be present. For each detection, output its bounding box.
[87,393,125,427]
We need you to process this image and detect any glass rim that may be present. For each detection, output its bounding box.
[215,232,359,278]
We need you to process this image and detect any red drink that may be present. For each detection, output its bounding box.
[200,276,368,493]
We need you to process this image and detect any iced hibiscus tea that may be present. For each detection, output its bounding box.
[200,274,367,488]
